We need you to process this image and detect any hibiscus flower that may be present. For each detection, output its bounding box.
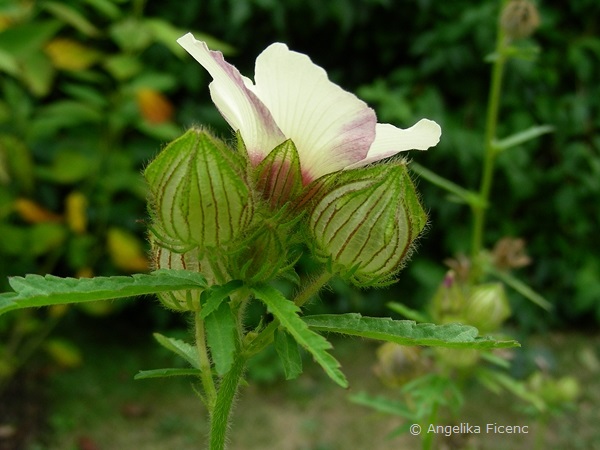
[177,33,441,184]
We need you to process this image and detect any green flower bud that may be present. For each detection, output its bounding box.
[308,163,427,287]
[151,242,229,311]
[152,244,203,311]
[430,271,468,323]
[145,128,254,252]
[374,342,429,387]
[254,139,303,210]
[464,283,511,333]
[434,348,479,369]
[528,372,580,407]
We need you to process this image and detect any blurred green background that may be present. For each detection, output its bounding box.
[1,0,598,325]
[0,0,599,448]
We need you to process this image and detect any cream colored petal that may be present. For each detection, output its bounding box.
[177,33,285,163]
[345,119,442,169]
[250,43,377,183]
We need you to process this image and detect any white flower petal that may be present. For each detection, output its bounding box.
[345,119,442,169]
[250,43,377,183]
[177,33,285,164]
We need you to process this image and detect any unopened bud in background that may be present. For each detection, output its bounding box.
[464,282,511,333]
[501,0,540,41]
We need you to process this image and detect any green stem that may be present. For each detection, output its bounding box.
[470,1,509,281]
[195,310,217,409]
[294,270,333,307]
[243,270,333,358]
[209,355,246,450]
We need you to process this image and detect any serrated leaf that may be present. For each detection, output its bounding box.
[302,314,520,349]
[275,329,303,380]
[153,333,199,369]
[134,368,202,380]
[205,301,236,376]
[0,270,207,316]
[252,284,347,388]
[200,280,243,319]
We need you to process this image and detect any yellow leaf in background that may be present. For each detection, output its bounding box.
[14,198,62,223]
[136,88,174,124]
[65,191,88,234]
[44,38,102,71]
[76,267,94,278]
[107,227,149,272]
[48,304,69,318]
[44,338,82,369]
[0,16,11,33]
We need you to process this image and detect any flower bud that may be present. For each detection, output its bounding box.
[374,342,428,387]
[308,163,427,286]
[434,348,479,369]
[500,0,540,41]
[144,128,254,252]
[152,242,229,311]
[254,139,303,209]
[464,282,511,333]
[152,244,203,311]
[430,271,468,324]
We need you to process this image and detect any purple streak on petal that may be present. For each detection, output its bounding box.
[177,33,285,162]
[300,107,377,183]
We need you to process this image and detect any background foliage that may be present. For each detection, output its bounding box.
[1,0,598,337]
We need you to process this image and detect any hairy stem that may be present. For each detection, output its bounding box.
[243,270,333,358]
[195,309,217,409]
[294,271,333,307]
[209,355,246,450]
[470,2,509,281]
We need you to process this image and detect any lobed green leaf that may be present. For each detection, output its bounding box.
[252,284,348,388]
[200,280,243,319]
[0,269,207,316]
[302,314,520,349]
[153,333,200,369]
[205,301,237,376]
[274,329,303,380]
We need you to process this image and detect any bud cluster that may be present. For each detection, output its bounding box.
[145,129,429,310]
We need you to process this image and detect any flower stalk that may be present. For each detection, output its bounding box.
[470,0,510,281]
